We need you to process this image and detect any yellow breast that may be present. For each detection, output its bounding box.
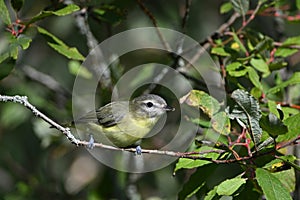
[100,113,158,147]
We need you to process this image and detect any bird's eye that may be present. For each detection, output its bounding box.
[146,102,154,108]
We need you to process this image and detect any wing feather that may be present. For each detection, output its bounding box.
[74,101,128,128]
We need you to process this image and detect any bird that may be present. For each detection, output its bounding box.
[72,94,174,149]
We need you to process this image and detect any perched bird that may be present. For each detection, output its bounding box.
[73,94,174,148]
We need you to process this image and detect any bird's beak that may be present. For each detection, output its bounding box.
[165,105,175,111]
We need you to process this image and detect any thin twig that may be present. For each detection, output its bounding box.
[276,135,300,150]
[139,0,191,94]
[179,12,241,71]
[142,0,192,94]
[237,1,262,33]
[0,94,236,163]
[181,0,192,31]
[21,65,71,98]
[273,42,300,50]
[1,94,295,164]
[136,0,171,51]
[0,95,80,145]
[73,7,112,89]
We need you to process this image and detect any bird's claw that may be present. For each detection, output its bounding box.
[87,134,95,149]
[135,145,142,155]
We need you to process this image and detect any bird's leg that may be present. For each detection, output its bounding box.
[87,134,95,149]
[135,145,142,155]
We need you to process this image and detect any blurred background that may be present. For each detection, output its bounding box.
[1,0,300,199]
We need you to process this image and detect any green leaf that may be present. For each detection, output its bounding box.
[297,0,300,10]
[250,58,270,77]
[178,164,218,200]
[277,113,300,142]
[267,100,281,119]
[256,168,292,200]
[226,62,249,77]
[51,4,80,15]
[181,90,220,118]
[9,43,19,59]
[264,155,297,172]
[252,37,273,54]
[228,89,262,145]
[15,35,32,49]
[267,72,300,94]
[175,158,211,172]
[0,52,9,64]
[247,67,263,90]
[269,59,288,71]
[204,186,218,200]
[230,0,249,16]
[0,57,15,80]
[68,60,92,79]
[220,2,233,14]
[250,87,263,99]
[2,35,32,60]
[26,4,80,24]
[232,32,247,54]
[48,43,84,61]
[273,169,295,192]
[190,118,211,127]
[211,112,231,135]
[233,180,261,200]
[92,5,125,25]
[278,155,300,171]
[226,62,241,71]
[37,27,84,60]
[0,0,11,24]
[229,68,248,77]
[282,35,300,46]
[11,0,24,12]
[211,47,231,56]
[174,147,220,172]
[216,176,247,196]
[259,113,288,138]
[0,103,30,128]
[281,107,299,117]
[275,48,298,57]
[37,27,65,46]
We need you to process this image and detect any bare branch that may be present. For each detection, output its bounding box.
[0,95,79,145]
[181,0,192,31]
[273,42,300,50]
[73,8,112,89]
[21,65,71,97]
[142,0,193,94]
[179,12,241,71]
[237,1,262,33]
[0,94,228,162]
[137,0,171,51]
[276,135,300,150]
[0,94,293,165]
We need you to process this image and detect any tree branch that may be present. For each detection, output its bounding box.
[21,65,71,98]
[1,94,296,165]
[179,12,241,71]
[73,7,112,89]
[0,95,79,145]
[181,0,192,31]
[0,94,228,162]
[137,0,171,51]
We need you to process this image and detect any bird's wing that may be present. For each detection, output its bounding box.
[96,101,128,127]
[74,101,128,128]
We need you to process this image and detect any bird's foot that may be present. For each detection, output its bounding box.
[87,134,95,149]
[135,145,142,155]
